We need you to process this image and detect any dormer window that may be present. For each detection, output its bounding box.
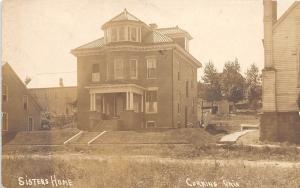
[105,25,141,43]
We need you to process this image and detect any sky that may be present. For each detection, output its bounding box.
[2,0,297,88]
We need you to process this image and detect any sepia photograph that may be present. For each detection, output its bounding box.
[1,0,300,187]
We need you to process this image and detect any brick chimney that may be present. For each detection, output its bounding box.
[263,0,277,68]
[59,78,64,87]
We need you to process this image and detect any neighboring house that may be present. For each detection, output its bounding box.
[261,0,300,143]
[71,9,201,130]
[197,99,234,122]
[2,63,42,135]
[29,86,77,116]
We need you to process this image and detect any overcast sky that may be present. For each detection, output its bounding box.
[2,0,297,88]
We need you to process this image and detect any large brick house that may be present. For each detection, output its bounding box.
[2,63,42,136]
[71,9,201,130]
[261,0,300,143]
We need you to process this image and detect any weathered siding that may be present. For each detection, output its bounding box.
[273,4,300,112]
[2,64,41,133]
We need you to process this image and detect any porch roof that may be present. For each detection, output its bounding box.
[85,84,145,95]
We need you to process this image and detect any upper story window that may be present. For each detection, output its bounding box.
[147,58,157,79]
[23,95,28,111]
[130,59,138,79]
[111,27,118,42]
[2,84,7,102]
[114,59,124,79]
[119,26,125,41]
[92,63,100,82]
[106,25,141,43]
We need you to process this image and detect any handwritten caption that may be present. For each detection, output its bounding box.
[18,175,72,187]
[186,178,240,187]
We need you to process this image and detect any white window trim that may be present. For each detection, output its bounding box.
[146,58,157,79]
[130,59,138,79]
[146,121,156,128]
[2,112,8,131]
[114,59,124,79]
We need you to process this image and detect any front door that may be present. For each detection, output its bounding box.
[115,95,124,117]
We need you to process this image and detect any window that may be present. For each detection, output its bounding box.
[114,59,124,79]
[28,116,33,131]
[92,64,100,82]
[2,84,7,102]
[147,58,157,79]
[146,121,156,128]
[111,27,117,42]
[146,90,158,113]
[186,81,189,97]
[2,112,8,131]
[177,103,181,113]
[23,96,28,111]
[119,26,125,41]
[130,27,137,41]
[177,91,181,113]
[130,59,138,79]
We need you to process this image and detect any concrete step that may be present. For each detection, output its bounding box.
[69,131,101,144]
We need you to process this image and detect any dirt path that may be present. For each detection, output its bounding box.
[3,153,300,169]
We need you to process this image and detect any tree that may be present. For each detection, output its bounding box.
[201,61,222,106]
[222,58,245,105]
[246,63,262,109]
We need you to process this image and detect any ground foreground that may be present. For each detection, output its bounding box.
[2,153,300,188]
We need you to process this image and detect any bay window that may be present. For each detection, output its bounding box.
[105,25,141,43]
[114,59,124,79]
[130,59,138,79]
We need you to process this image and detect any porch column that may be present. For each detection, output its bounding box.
[102,94,105,113]
[141,92,144,112]
[90,93,96,111]
[126,92,129,110]
[129,92,134,110]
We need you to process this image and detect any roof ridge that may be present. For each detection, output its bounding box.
[273,1,300,30]
[75,37,104,50]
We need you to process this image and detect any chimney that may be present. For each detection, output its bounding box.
[263,0,277,68]
[149,23,158,29]
[59,78,64,87]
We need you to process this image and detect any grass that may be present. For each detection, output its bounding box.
[94,128,219,145]
[2,155,300,188]
[7,128,80,145]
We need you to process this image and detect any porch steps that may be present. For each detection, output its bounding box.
[68,131,101,144]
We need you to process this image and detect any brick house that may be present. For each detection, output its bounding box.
[71,9,201,130]
[261,0,300,143]
[2,63,42,136]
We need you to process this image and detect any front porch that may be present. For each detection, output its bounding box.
[86,84,145,130]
